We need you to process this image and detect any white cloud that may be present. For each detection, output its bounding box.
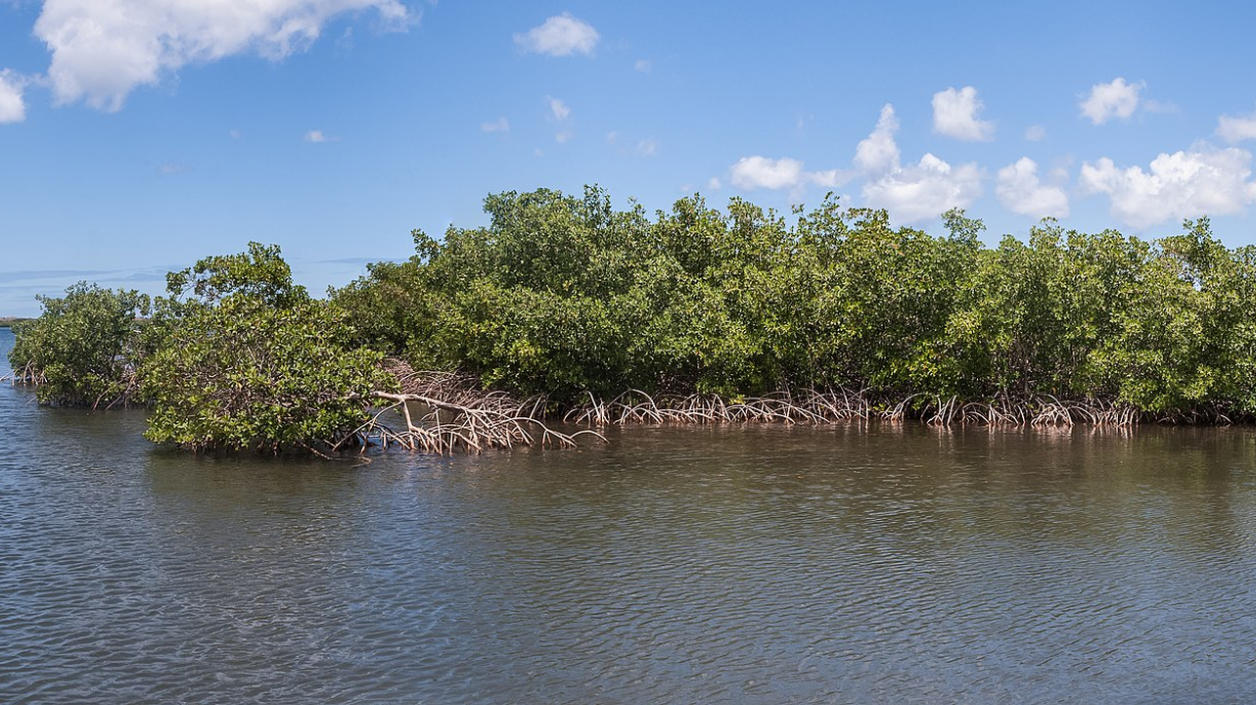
[547,96,570,120]
[34,0,410,112]
[481,116,509,133]
[634,58,651,73]
[863,155,982,223]
[808,170,844,188]
[555,131,571,143]
[305,129,335,142]
[729,156,849,191]
[931,86,994,141]
[853,104,982,222]
[1025,124,1046,141]
[1080,145,1256,228]
[853,104,900,174]
[0,70,25,123]
[1079,77,1142,125]
[731,156,804,190]
[1217,108,1256,143]
[706,177,722,191]
[514,13,598,57]
[636,138,657,156]
[996,157,1069,218]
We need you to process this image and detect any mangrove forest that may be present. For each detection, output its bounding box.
[8,185,1256,454]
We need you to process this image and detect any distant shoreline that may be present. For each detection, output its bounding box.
[0,318,30,328]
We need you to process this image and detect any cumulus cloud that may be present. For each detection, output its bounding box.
[730,156,804,190]
[854,104,982,222]
[932,86,994,141]
[996,157,1069,218]
[853,104,900,174]
[728,156,850,191]
[0,70,25,123]
[481,116,509,133]
[1217,108,1256,143]
[514,13,598,56]
[1079,77,1142,125]
[1080,145,1256,228]
[706,177,722,191]
[305,129,336,142]
[34,0,410,112]
[862,155,983,223]
[547,96,570,120]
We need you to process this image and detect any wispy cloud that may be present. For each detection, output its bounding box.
[547,96,570,120]
[480,116,510,133]
[305,129,338,143]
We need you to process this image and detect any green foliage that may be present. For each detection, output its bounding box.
[138,242,394,452]
[8,283,149,406]
[164,241,307,308]
[18,189,1256,442]
[12,242,395,454]
[140,295,393,452]
[337,187,1256,418]
[336,188,980,398]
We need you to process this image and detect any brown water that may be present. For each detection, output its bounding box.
[2,327,1256,704]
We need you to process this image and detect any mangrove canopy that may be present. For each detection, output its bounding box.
[9,185,1256,454]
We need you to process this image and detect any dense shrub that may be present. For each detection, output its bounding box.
[16,186,1256,444]
[8,283,149,406]
[138,242,395,452]
[140,295,393,452]
[10,243,395,453]
[335,188,992,398]
[337,187,1256,417]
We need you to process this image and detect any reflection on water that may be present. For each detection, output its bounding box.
[3,327,1256,704]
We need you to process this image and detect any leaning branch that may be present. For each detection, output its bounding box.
[338,391,605,454]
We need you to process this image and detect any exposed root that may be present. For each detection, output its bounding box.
[564,388,1153,429]
[3,361,139,409]
[566,388,877,426]
[384,358,548,419]
[338,391,605,454]
[1,360,44,386]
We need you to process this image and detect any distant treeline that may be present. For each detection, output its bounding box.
[9,186,1256,452]
[0,317,31,328]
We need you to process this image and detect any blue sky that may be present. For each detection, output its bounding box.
[3,1,1256,314]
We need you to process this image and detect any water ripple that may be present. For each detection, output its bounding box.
[3,332,1256,703]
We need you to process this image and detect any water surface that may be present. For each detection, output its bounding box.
[2,327,1255,704]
